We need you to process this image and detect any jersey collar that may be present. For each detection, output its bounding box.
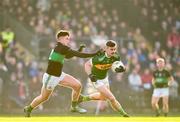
[105,52,111,58]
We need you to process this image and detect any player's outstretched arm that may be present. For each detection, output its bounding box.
[67,48,101,58]
[65,44,86,59]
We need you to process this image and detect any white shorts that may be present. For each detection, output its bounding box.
[91,76,109,89]
[152,88,169,97]
[42,72,67,90]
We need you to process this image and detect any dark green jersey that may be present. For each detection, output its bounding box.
[91,52,120,79]
[153,69,171,88]
[46,42,98,76]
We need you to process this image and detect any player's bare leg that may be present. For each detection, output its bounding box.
[96,86,129,117]
[151,96,160,116]
[24,87,53,117]
[79,92,106,102]
[78,85,129,117]
[162,96,169,116]
[60,74,87,114]
[89,92,106,100]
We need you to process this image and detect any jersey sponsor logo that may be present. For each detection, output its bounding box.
[156,78,164,82]
[94,64,112,70]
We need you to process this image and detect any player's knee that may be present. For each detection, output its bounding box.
[41,95,50,101]
[100,95,106,101]
[73,82,82,91]
[151,101,157,106]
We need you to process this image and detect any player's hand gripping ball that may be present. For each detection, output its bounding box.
[111,61,126,73]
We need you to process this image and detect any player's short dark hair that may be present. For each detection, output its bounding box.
[106,40,117,47]
[56,30,69,39]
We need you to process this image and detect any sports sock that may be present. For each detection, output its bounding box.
[164,112,168,117]
[27,105,33,112]
[117,107,128,116]
[71,101,78,108]
[155,108,160,116]
[78,94,91,103]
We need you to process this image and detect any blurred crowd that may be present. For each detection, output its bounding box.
[0,0,180,113]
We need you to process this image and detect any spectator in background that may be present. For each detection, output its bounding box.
[36,0,51,12]
[167,27,180,48]
[28,61,39,79]
[0,27,15,63]
[133,28,146,46]
[140,68,153,107]
[141,68,153,91]
[1,27,15,49]
[128,68,142,92]
[174,69,180,96]
[169,79,179,99]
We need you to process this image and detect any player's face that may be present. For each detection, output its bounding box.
[106,46,117,57]
[57,35,70,45]
[156,60,165,69]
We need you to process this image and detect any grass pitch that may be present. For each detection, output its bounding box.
[0,116,180,122]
